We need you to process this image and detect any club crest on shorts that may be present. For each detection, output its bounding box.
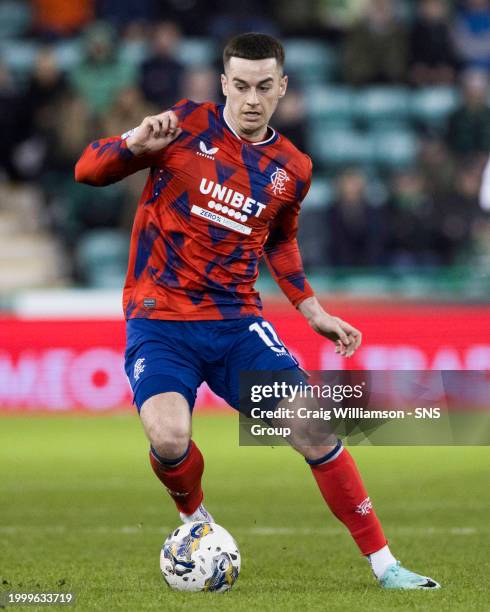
[270,167,289,195]
[134,357,146,381]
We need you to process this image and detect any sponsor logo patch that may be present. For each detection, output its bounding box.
[191,204,251,235]
[197,141,219,160]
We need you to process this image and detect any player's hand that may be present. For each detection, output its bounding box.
[309,314,362,357]
[298,297,362,357]
[125,111,182,156]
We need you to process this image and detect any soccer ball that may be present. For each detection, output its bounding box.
[160,521,241,592]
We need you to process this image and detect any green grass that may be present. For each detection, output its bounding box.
[0,414,489,611]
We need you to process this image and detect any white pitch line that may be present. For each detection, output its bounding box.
[0,526,481,536]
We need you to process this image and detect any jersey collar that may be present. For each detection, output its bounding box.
[218,104,279,146]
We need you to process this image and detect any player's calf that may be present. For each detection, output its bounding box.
[139,391,208,517]
[149,441,205,516]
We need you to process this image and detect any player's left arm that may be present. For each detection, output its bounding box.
[297,296,362,358]
[264,172,361,358]
[479,153,490,211]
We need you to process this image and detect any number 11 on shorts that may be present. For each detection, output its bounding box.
[249,321,287,354]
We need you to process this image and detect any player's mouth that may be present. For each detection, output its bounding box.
[242,111,261,121]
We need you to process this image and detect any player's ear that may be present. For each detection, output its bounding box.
[221,73,228,97]
[278,74,288,98]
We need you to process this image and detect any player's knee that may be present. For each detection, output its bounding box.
[140,392,192,459]
[150,426,190,460]
[145,418,191,458]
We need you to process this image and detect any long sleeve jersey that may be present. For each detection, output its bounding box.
[75,98,314,320]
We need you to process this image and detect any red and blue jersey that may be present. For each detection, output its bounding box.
[75,99,314,320]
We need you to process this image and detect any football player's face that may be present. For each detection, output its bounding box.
[221,57,288,140]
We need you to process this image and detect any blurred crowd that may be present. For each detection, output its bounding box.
[1,0,490,286]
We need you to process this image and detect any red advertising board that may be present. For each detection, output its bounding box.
[1,301,489,412]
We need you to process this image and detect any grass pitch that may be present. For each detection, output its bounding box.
[0,414,489,611]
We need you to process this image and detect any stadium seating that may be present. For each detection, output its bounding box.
[284,39,338,84]
[0,40,38,80]
[76,229,129,288]
[305,85,355,123]
[309,123,418,169]
[354,86,411,127]
[0,0,31,40]
[0,22,479,290]
[0,184,66,291]
[309,127,375,166]
[178,38,218,66]
[411,86,460,131]
[302,178,334,209]
[371,127,418,168]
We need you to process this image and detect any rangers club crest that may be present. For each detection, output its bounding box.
[134,357,146,381]
[270,167,290,195]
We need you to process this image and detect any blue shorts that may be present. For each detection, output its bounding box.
[124,316,303,413]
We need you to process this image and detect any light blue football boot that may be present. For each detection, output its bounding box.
[379,561,441,590]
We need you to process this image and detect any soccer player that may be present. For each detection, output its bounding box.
[75,32,440,590]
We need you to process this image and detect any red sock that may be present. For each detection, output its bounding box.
[309,446,387,555]
[149,440,204,515]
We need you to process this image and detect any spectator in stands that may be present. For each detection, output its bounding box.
[316,0,371,38]
[452,0,490,72]
[446,69,490,156]
[10,48,71,181]
[342,0,408,85]
[471,216,490,263]
[101,86,158,229]
[47,91,93,173]
[435,160,485,263]
[272,87,308,152]
[43,87,107,253]
[387,169,442,267]
[140,22,184,110]
[180,66,221,104]
[70,22,136,117]
[95,0,157,31]
[102,87,157,139]
[326,168,387,267]
[32,0,94,39]
[419,137,456,200]
[26,48,69,136]
[142,0,207,36]
[209,0,278,42]
[0,63,26,180]
[409,0,459,86]
[269,0,318,37]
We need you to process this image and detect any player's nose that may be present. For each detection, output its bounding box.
[245,88,260,106]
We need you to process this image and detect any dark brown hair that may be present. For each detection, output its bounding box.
[223,32,285,70]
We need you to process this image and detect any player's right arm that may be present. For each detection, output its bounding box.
[74,111,182,186]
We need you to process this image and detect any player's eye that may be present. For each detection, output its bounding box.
[260,87,271,92]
